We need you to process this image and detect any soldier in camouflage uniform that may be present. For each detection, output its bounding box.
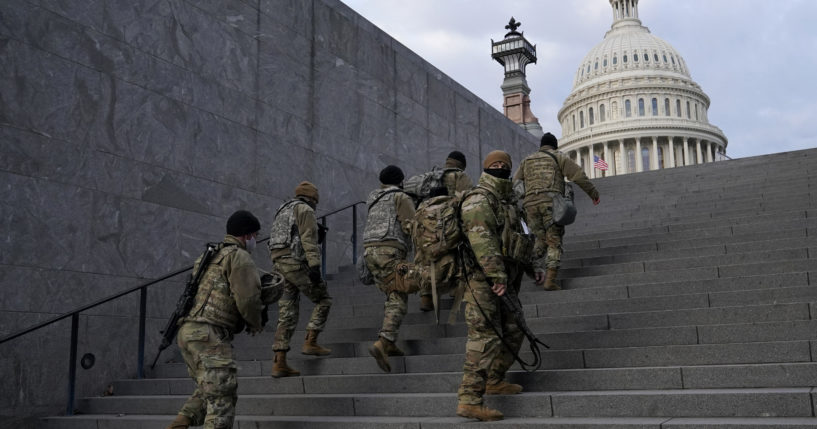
[363,165,416,372]
[456,151,528,422]
[419,151,474,312]
[513,132,600,290]
[166,210,265,429]
[267,182,333,378]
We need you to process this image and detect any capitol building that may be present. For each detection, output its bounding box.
[557,0,728,177]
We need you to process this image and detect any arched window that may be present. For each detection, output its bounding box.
[594,61,598,70]
[625,100,632,117]
[664,98,670,116]
[587,64,591,73]
[663,54,668,63]
[686,101,691,118]
[644,53,650,62]
[657,146,664,168]
[654,53,659,62]
[613,56,618,65]
[603,58,608,67]
[600,104,606,122]
[623,54,628,63]
[633,52,639,62]
[627,149,635,173]
[651,98,658,116]
[589,107,595,125]
[580,111,585,128]
[642,147,650,170]
[676,99,681,117]
[671,56,676,65]
[638,98,645,116]
[572,115,576,131]
[612,101,618,119]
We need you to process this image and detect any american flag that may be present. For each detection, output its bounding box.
[594,155,609,171]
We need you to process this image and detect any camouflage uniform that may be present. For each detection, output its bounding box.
[268,197,332,352]
[177,235,264,428]
[363,185,415,342]
[513,146,599,271]
[457,173,527,406]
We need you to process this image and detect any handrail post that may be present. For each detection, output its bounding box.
[137,286,147,379]
[66,313,79,415]
[320,216,327,277]
[351,203,358,265]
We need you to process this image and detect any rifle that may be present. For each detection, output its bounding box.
[458,243,550,372]
[150,242,220,369]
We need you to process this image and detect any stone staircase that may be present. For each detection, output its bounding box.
[44,148,817,428]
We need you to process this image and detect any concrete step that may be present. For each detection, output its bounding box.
[42,415,817,428]
[75,388,816,418]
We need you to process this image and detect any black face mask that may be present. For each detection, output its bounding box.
[484,168,511,180]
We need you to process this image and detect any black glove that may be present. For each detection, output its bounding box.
[261,305,269,327]
[308,266,323,285]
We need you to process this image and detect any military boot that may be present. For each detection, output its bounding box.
[368,338,393,373]
[456,403,503,421]
[271,351,300,378]
[302,329,331,356]
[383,338,405,356]
[165,414,191,429]
[419,295,434,312]
[543,267,561,291]
[485,380,523,395]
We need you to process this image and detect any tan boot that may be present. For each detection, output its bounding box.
[485,380,523,395]
[543,267,561,291]
[165,414,191,429]
[302,329,331,356]
[419,295,434,312]
[368,338,392,373]
[382,338,405,356]
[271,351,300,378]
[456,403,503,421]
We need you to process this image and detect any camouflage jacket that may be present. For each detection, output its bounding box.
[441,165,474,197]
[185,235,264,332]
[461,172,521,284]
[513,146,599,207]
[268,198,321,268]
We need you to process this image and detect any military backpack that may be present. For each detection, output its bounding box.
[404,166,460,204]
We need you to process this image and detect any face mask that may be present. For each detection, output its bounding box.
[484,168,511,180]
[245,236,257,254]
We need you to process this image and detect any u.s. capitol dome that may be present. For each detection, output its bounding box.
[557,0,728,177]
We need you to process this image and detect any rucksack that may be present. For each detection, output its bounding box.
[411,194,464,263]
[404,167,458,203]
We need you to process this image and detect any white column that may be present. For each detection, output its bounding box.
[683,137,690,166]
[668,137,675,168]
[696,139,703,165]
[575,149,581,166]
[589,145,596,179]
[635,138,643,172]
[652,136,658,170]
[619,140,626,174]
[603,141,610,177]
[706,141,713,163]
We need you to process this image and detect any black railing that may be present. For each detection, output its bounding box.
[0,201,365,416]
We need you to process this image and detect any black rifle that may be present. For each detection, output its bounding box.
[458,244,550,372]
[150,242,220,369]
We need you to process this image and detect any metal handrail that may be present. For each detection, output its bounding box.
[0,200,365,415]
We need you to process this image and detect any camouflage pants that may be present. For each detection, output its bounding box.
[457,268,524,405]
[272,257,332,352]
[364,246,409,342]
[526,201,565,270]
[177,321,237,429]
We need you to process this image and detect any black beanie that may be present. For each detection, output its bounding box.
[226,210,261,237]
[446,151,467,168]
[379,165,405,185]
[541,132,558,148]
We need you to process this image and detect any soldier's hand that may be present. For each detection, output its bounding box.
[593,197,600,205]
[308,266,323,285]
[534,271,545,285]
[261,305,269,327]
[491,282,507,296]
[246,325,263,336]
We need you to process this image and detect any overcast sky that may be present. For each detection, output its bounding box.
[342,0,817,160]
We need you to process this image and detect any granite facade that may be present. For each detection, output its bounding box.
[0,0,538,421]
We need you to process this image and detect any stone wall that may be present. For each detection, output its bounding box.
[0,0,537,421]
